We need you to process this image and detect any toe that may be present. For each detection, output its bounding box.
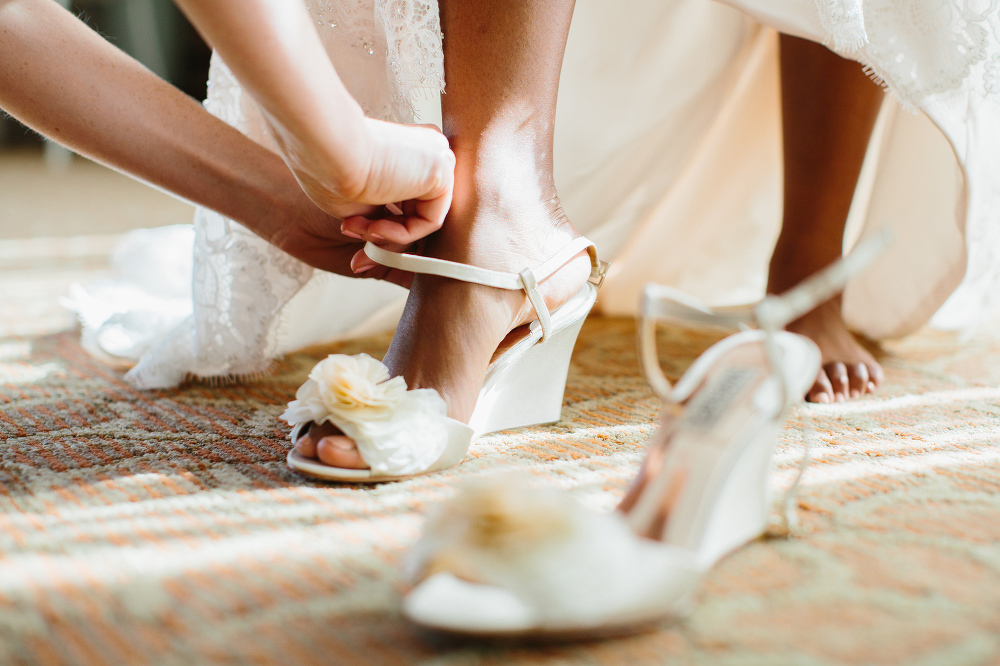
[295,432,318,458]
[847,362,869,399]
[317,436,368,469]
[807,371,835,403]
[867,361,885,388]
[825,362,850,402]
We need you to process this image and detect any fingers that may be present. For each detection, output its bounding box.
[288,239,413,289]
[342,213,431,246]
[348,237,410,272]
[410,183,453,237]
[349,247,414,289]
[340,185,451,246]
[342,119,455,244]
[368,213,444,246]
[292,244,363,278]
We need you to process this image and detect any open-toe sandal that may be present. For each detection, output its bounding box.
[400,234,887,637]
[282,237,608,483]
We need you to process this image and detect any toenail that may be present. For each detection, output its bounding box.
[851,390,860,398]
[322,438,355,451]
[868,382,876,392]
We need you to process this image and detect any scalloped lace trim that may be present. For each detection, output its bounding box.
[817,0,1000,109]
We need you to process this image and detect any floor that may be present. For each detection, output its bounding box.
[2,148,1000,665]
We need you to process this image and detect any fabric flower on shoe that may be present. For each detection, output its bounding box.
[280,353,449,475]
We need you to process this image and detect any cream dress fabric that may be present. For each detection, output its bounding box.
[584,0,1000,341]
[70,0,1000,388]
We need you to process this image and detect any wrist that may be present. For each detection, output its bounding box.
[268,101,374,201]
[238,146,322,245]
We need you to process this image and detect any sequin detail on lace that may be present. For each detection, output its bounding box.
[307,0,444,121]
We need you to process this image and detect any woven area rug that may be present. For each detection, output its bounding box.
[2,314,1000,665]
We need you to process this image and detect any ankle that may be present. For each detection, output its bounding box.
[768,249,842,295]
[786,296,844,331]
[450,138,558,208]
[434,164,576,267]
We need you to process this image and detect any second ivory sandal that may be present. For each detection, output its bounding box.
[402,234,887,638]
[282,237,609,483]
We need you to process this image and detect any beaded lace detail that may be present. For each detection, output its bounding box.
[307,0,444,121]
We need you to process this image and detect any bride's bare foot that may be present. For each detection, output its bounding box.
[294,154,593,469]
[772,36,885,404]
[294,0,588,470]
[784,296,883,403]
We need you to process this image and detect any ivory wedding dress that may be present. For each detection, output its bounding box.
[69,0,1000,388]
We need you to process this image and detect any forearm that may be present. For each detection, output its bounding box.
[0,0,315,240]
[173,0,370,193]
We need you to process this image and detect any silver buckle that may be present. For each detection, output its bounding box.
[589,260,610,288]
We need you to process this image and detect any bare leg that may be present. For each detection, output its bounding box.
[298,0,592,467]
[770,35,885,403]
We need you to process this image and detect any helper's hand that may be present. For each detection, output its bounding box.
[290,119,455,248]
[264,197,416,289]
[172,0,454,267]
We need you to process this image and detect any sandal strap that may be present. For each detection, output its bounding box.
[364,238,604,341]
[639,229,890,401]
[754,229,890,332]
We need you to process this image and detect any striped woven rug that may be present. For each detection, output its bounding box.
[2,315,1000,664]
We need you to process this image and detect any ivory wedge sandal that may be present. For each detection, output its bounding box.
[282,237,608,483]
[401,235,887,639]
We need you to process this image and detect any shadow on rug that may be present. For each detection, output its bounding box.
[1,318,999,665]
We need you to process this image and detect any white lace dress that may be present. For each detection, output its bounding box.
[70,0,1000,388]
[73,0,445,388]
[556,0,1000,341]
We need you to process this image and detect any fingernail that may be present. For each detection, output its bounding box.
[341,229,362,240]
[386,202,404,216]
[370,233,386,243]
[354,264,374,274]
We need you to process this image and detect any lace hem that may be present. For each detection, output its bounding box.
[817,0,1000,110]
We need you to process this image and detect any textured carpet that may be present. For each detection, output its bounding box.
[2,316,1000,665]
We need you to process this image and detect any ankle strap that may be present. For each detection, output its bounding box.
[364,238,606,341]
[639,229,890,401]
[753,230,890,332]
